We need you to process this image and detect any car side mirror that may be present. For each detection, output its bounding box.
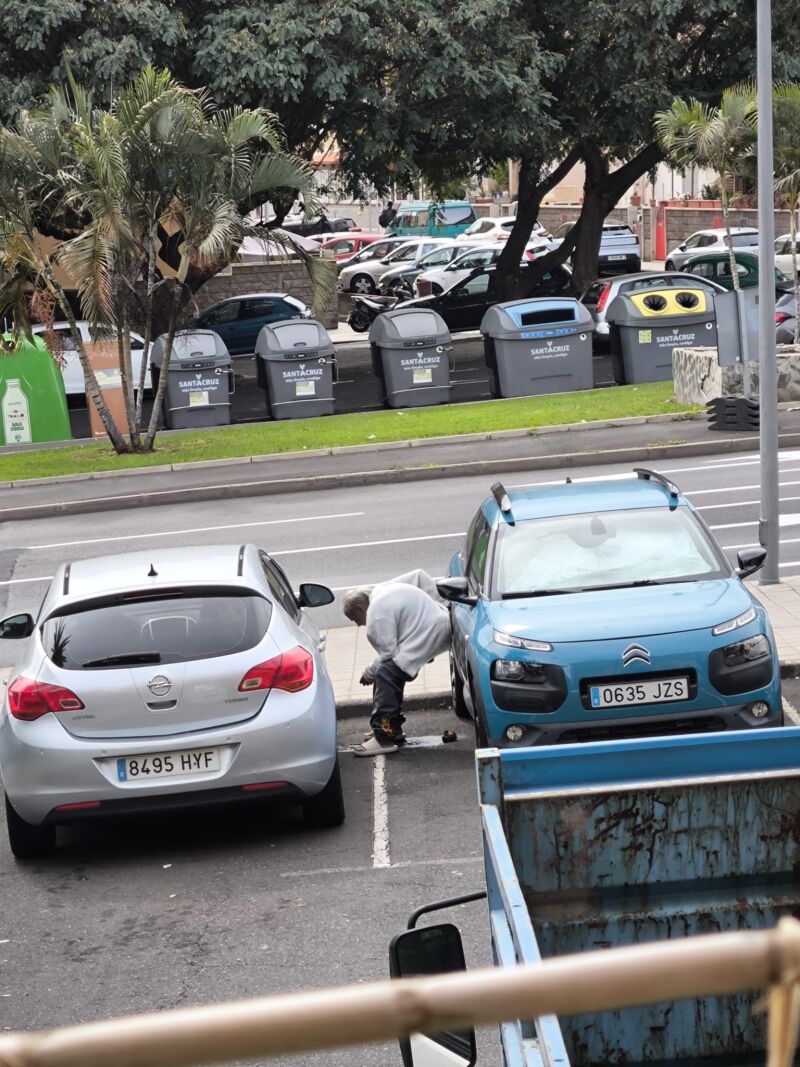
[297,583,335,608]
[0,613,34,640]
[736,547,767,578]
[389,924,476,1067]
[436,578,477,607]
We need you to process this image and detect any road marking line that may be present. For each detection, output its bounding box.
[0,574,53,586]
[372,756,391,870]
[699,496,800,511]
[27,511,365,551]
[273,532,465,557]
[280,855,482,878]
[785,698,800,726]
[712,514,800,532]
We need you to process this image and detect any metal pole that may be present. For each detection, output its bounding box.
[757,0,780,584]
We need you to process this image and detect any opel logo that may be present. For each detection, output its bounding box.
[147,675,173,697]
[622,643,651,667]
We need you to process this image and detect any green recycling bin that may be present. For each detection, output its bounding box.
[0,335,71,446]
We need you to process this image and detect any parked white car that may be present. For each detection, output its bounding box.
[337,238,453,294]
[413,241,549,297]
[454,216,551,243]
[665,228,759,271]
[775,234,800,278]
[32,321,152,397]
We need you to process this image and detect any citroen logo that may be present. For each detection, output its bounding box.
[147,675,173,697]
[622,643,651,667]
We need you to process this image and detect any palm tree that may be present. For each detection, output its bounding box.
[0,66,334,453]
[773,83,800,345]
[655,86,757,292]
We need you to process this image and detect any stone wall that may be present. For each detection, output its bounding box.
[663,208,794,257]
[672,344,800,404]
[194,259,339,329]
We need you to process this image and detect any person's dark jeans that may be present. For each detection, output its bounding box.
[370,659,413,742]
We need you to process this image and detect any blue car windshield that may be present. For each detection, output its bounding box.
[493,506,726,596]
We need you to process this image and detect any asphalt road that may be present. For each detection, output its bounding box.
[4,446,800,633]
[2,447,800,1059]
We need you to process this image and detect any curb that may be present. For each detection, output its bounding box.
[336,692,451,720]
[6,429,800,523]
[0,410,707,490]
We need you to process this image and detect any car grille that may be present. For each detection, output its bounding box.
[556,715,726,746]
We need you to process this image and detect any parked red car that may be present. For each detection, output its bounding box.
[318,234,386,261]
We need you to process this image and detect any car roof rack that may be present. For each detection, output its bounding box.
[634,467,680,510]
[491,481,515,525]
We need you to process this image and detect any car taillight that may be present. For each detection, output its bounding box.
[238,647,314,694]
[595,283,613,314]
[776,311,791,325]
[7,677,85,721]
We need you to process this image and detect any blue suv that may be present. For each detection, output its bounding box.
[438,470,782,746]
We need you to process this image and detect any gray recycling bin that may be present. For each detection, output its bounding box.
[150,330,232,429]
[480,298,594,398]
[606,286,717,385]
[368,308,452,408]
[254,319,336,419]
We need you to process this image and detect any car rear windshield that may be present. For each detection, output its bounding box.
[40,587,272,670]
[493,506,725,595]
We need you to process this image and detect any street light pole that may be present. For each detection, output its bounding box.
[757,0,780,584]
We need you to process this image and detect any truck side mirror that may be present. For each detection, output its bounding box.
[297,583,335,608]
[736,547,767,578]
[436,578,477,607]
[0,613,34,640]
[389,924,476,1067]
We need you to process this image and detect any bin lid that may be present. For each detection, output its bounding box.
[151,329,230,367]
[480,297,594,339]
[254,318,334,360]
[606,287,712,326]
[368,307,450,349]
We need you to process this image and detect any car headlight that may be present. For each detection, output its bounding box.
[711,605,757,636]
[492,659,546,683]
[722,634,770,666]
[493,630,552,652]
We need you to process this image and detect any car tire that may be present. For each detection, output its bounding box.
[468,675,489,748]
[665,260,675,271]
[302,757,345,829]
[450,654,471,721]
[351,274,376,295]
[5,796,56,860]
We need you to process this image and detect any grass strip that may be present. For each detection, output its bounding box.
[1,383,698,482]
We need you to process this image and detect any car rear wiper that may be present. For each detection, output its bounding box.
[500,588,580,599]
[81,652,162,668]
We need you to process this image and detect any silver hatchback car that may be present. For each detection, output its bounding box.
[0,544,342,859]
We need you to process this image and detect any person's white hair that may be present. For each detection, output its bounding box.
[342,588,371,617]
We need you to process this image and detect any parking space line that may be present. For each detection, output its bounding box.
[274,532,465,558]
[0,574,53,587]
[785,698,800,726]
[372,756,391,869]
[280,855,482,879]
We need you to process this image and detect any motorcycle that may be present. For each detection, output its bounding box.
[347,293,403,333]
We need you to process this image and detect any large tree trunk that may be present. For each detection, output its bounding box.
[494,149,582,302]
[570,142,664,293]
[791,200,799,345]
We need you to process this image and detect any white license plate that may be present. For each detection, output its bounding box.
[589,677,689,709]
[116,748,221,782]
[607,254,627,261]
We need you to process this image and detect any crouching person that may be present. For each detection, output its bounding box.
[342,577,451,756]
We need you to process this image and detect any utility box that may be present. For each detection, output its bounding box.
[0,335,71,445]
[607,287,717,384]
[150,330,232,430]
[255,319,336,420]
[368,308,452,408]
[480,298,594,397]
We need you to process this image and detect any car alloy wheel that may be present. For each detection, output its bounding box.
[450,654,471,721]
[351,274,376,295]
